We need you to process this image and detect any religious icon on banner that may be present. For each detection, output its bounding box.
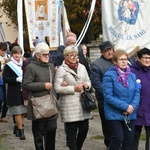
[35,0,48,20]
[118,0,139,25]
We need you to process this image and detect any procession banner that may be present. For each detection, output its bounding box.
[102,0,150,53]
[24,0,59,50]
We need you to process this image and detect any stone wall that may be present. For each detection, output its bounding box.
[87,35,103,62]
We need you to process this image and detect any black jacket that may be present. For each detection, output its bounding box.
[3,64,23,106]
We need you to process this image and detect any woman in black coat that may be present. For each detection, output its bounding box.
[3,46,26,140]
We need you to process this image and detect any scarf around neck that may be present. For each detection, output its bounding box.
[65,60,79,70]
[114,65,130,87]
[11,57,23,67]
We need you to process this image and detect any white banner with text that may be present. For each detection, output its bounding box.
[102,0,150,53]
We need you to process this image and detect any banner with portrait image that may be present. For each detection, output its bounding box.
[102,0,150,53]
[24,0,59,50]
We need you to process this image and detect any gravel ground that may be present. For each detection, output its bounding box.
[0,112,145,150]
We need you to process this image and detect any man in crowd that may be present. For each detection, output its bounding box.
[90,41,114,149]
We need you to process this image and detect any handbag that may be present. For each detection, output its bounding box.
[80,88,97,112]
[31,68,58,120]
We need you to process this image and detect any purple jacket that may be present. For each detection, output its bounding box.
[131,61,150,126]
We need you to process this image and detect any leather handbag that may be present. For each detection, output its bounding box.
[31,68,58,120]
[80,88,97,112]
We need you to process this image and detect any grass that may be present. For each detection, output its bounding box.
[0,133,7,142]
[91,135,104,140]
[140,132,146,141]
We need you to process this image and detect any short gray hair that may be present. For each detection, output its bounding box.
[34,42,49,54]
[63,46,78,56]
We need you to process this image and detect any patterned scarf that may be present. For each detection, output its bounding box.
[114,65,130,87]
[65,60,79,70]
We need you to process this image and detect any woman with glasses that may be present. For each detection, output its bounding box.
[23,42,57,150]
[54,45,92,150]
[131,48,150,150]
[102,50,140,150]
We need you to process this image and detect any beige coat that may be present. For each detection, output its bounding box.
[54,62,92,122]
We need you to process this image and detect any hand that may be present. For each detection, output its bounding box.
[82,83,89,89]
[24,100,28,107]
[61,81,68,87]
[16,77,22,83]
[74,84,83,92]
[126,105,134,114]
[45,82,53,90]
[55,67,58,72]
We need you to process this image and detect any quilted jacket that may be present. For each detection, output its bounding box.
[102,65,140,121]
[54,61,92,122]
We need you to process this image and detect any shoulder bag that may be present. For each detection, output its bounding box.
[31,68,58,120]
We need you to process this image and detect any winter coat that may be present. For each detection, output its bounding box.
[23,57,58,120]
[3,62,23,106]
[131,61,150,126]
[54,61,92,122]
[102,66,140,121]
[90,56,113,104]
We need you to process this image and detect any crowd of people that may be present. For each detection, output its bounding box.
[0,33,150,150]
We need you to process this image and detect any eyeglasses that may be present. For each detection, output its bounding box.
[41,53,49,57]
[67,54,78,59]
[118,58,128,62]
[141,57,150,60]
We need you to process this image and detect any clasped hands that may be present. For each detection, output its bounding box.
[74,83,89,92]
[123,105,134,115]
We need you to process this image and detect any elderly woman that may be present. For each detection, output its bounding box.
[3,45,26,140]
[54,45,92,150]
[131,48,150,150]
[102,50,140,150]
[23,42,57,150]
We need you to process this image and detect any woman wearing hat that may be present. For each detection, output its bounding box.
[54,45,92,150]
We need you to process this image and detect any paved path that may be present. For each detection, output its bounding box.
[0,112,145,150]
